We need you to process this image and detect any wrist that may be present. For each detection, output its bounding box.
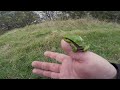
[111,68,117,79]
[110,63,118,79]
[112,71,117,79]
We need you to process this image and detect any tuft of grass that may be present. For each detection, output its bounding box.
[0,18,120,79]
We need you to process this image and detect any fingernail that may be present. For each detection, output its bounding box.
[32,69,37,73]
[44,51,50,56]
[32,61,37,67]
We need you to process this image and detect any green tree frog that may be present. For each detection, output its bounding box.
[62,35,90,52]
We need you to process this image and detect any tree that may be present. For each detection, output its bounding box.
[89,11,120,22]
[0,11,40,30]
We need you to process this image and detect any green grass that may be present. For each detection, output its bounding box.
[0,18,120,79]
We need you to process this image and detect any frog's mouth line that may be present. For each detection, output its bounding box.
[63,37,84,52]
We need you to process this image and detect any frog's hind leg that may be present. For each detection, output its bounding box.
[77,48,84,52]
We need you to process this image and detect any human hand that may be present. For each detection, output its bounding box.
[32,40,117,79]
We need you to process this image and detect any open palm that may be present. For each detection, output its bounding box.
[32,40,117,79]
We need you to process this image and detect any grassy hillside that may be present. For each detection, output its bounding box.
[0,18,120,79]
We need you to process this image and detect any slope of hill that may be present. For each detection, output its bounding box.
[0,18,120,79]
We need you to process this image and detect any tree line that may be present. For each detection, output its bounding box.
[1,11,120,31]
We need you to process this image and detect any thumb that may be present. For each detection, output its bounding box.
[61,39,73,55]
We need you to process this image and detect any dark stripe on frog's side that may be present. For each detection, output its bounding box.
[64,37,84,52]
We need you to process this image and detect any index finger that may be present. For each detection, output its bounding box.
[44,51,71,63]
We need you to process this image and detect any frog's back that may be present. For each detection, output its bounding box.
[63,35,83,44]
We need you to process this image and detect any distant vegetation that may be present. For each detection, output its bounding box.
[1,11,120,33]
[0,11,40,31]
